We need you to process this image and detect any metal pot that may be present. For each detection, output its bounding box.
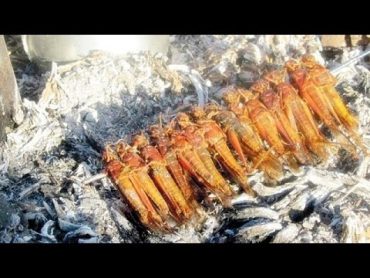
[22,35,170,63]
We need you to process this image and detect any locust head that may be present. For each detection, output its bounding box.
[300,54,318,69]
[260,89,279,110]
[190,106,206,121]
[222,90,240,106]
[285,59,301,74]
[250,79,270,94]
[289,69,307,89]
[176,112,192,129]
[132,133,149,150]
[263,69,287,87]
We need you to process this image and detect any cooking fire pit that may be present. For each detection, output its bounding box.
[0,35,370,243]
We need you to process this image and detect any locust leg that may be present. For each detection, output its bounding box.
[149,162,193,222]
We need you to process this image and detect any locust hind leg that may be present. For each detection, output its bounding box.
[177,151,232,207]
[196,147,234,198]
[249,147,284,182]
[150,164,193,222]
[116,173,167,231]
[226,128,249,167]
[130,172,171,223]
[211,140,256,197]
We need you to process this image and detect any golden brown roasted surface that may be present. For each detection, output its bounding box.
[103,55,369,232]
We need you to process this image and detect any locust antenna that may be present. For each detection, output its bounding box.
[159,112,163,129]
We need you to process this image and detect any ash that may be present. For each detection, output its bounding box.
[1,35,370,243]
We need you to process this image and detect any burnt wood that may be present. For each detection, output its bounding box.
[0,35,24,142]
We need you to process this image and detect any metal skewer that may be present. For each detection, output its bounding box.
[330,48,370,75]
[82,173,108,185]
